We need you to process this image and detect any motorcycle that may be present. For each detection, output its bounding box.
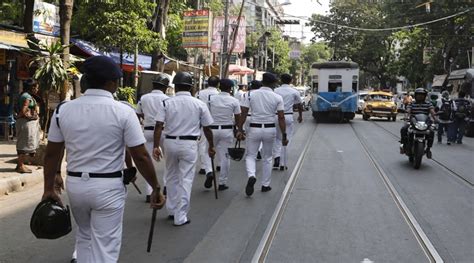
[403,114,435,169]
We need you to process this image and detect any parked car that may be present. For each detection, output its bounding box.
[362,91,398,121]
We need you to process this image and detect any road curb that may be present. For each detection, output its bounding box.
[0,168,44,195]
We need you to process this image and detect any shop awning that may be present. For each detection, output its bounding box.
[71,38,158,71]
[0,43,20,50]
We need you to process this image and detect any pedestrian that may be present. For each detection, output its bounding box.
[41,56,165,263]
[196,76,220,176]
[242,80,263,159]
[208,78,242,191]
[15,79,40,173]
[153,71,215,226]
[272,73,303,170]
[237,73,287,196]
[234,84,247,100]
[136,73,170,201]
[436,90,456,144]
[452,91,471,144]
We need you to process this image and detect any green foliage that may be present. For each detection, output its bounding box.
[308,1,474,89]
[29,40,69,94]
[293,42,331,85]
[267,29,291,74]
[72,0,164,54]
[0,1,23,26]
[116,86,136,105]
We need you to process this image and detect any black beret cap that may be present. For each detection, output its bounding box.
[81,56,123,80]
[262,72,278,84]
[220,78,234,89]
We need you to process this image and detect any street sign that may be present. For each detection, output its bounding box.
[211,16,246,53]
[182,9,212,49]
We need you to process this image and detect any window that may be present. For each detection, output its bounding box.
[328,82,342,92]
[352,82,358,93]
[312,82,318,93]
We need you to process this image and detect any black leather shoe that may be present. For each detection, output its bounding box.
[204,172,213,188]
[199,168,206,175]
[273,157,280,169]
[218,184,229,191]
[246,177,257,196]
[261,186,272,192]
[216,166,221,172]
[279,166,288,171]
[257,151,262,160]
[426,148,432,159]
[167,215,174,220]
[71,259,77,263]
[163,186,167,196]
[173,220,191,227]
[145,195,150,203]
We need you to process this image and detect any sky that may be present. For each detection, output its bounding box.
[282,0,331,43]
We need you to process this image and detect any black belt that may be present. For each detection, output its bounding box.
[144,126,154,130]
[276,112,294,115]
[165,135,200,140]
[249,123,276,128]
[209,125,234,129]
[68,171,122,178]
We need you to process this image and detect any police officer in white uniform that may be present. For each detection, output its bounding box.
[42,56,165,263]
[273,73,303,170]
[208,79,241,190]
[196,76,220,176]
[136,74,170,201]
[238,73,288,196]
[153,72,215,226]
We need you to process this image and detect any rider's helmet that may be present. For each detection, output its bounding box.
[441,90,450,99]
[414,88,428,103]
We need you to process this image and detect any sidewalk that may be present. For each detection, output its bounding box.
[0,141,44,195]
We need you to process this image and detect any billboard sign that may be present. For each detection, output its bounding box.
[211,16,246,53]
[182,9,212,49]
[33,1,60,36]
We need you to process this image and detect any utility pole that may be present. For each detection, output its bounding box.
[220,0,230,78]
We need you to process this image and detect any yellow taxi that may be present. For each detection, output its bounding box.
[362,91,397,121]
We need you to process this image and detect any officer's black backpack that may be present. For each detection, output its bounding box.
[439,99,453,121]
[455,100,469,120]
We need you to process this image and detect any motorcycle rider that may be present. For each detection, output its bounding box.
[400,88,437,158]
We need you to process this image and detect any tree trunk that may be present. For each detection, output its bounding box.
[59,0,74,101]
[23,0,35,33]
[150,0,171,71]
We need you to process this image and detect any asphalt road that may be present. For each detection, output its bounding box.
[0,113,472,263]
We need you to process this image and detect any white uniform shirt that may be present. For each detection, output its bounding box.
[209,92,241,125]
[234,90,245,101]
[241,87,284,123]
[197,87,219,106]
[155,91,214,136]
[48,89,146,173]
[136,90,169,127]
[274,84,302,113]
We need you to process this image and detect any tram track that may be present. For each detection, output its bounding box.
[251,124,318,263]
[369,120,474,189]
[350,122,444,263]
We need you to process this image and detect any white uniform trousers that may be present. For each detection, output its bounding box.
[144,130,165,195]
[198,129,212,173]
[213,128,234,185]
[163,138,199,225]
[273,115,294,167]
[245,127,277,187]
[66,176,127,263]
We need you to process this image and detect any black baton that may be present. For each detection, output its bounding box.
[147,208,157,253]
[211,157,218,200]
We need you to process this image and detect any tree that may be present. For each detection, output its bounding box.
[29,40,69,134]
[59,0,74,101]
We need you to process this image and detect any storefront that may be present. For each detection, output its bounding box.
[0,29,30,140]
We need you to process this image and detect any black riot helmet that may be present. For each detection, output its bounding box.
[152,73,170,89]
[173,72,194,88]
[414,88,428,103]
[228,140,245,161]
[30,199,72,239]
